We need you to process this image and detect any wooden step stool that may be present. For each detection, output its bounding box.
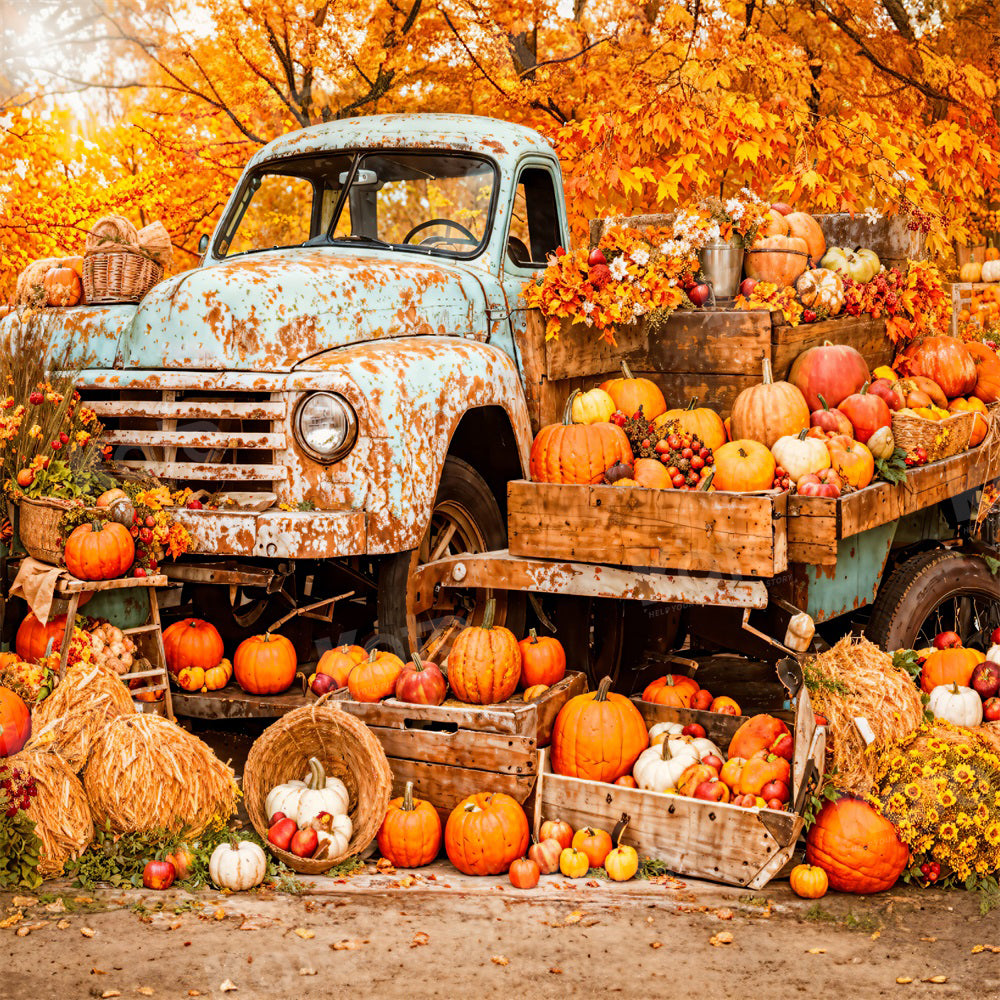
[54,573,174,720]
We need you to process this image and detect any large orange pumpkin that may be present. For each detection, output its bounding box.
[805,797,908,893]
[895,336,977,399]
[316,643,367,688]
[15,613,67,661]
[0,688,31,756]
[530,395,634,485]
[641,673,699,707]
[444,792,530,875]
[517,629,566,689]
[377,780,442,868]
[730,359,810,448]
[744,235,809,288]
[599,361,666,420]
[64,521,135,581]
[655,398,727,451]
[712,440,776,492]
[965,341,1000,404]
[784,212,827,264]
[920,646,985,693]
[347,648,405,702]
[233,632,297,695]
[162,618,224,677]
[551,675,649,782]
[447,599,521,704]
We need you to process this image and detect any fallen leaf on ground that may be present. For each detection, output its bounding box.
[81,927,95,937]
[563,910,583,925]
[922,977,948,984]
[137,988,154,996]
[411,932,429,948]
[74,896,94,904]
[585,880,600,887]
[44,899,66,913]
[331,939,364,951]
[491,955,509,966]
[714,908,734,921]
[646,916,654,924]
[920,937,937,943]
[375,858,397,875]
[299,968,317,977]
[0,912,23,929]
[101,991,121,998]
[709,932,734,947]
[806,948,826,954]
[650,941,662,949]
[871,930,881,941]
[293,928,315,940]
[220,981,237,993]
[169,920,182,931]
[14,927,30,937]
[213,909,226,921]
[57,919,70,930]
[91,969,106,975]
[400,875,417,888]
[896,977,913,985]
[12,896,36,908]
[187,992,201,997]
[549,968,562,975]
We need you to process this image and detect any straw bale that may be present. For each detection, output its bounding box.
[25,661,135,772]
[136,221,173,268]
[85,214,138,255]
[13,259,60,308]
[83,714,238,837]
[9,747,93,877]
[805,635,924,794]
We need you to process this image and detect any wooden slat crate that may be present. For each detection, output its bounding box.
[533,675,825,889]
[333,672,587,824]
[508,480,788,577]
[517,309,892,433]
[948,282,996,336]
[787,444,1000,565]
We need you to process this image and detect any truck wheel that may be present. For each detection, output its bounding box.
[865,549,1000,651]
[376,456,526,658]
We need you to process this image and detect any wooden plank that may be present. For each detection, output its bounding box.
[56,573,169,594]
[508,482,785,576]
[102,429,284,449]
[116,460,287,481]
[770,316,893,379]
[89,400,285,420]
[366,725,536,773]
[786,498,839,566]
[634,700,749,745]
[170,684,312,719]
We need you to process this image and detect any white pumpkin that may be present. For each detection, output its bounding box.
[867,425,895,461]
[633,739,700,792]
[928,683,983,727]
[312,811,354,859]
[795,267,844,315]
[647,721,685,745]
[987,644,1000,664]
[265,757,350,825]
[982,259,1000,284]
[665,733,724,761]
[771,429,831,481]
[209,839,267,891]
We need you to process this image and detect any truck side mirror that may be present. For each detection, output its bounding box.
[198,234,209,254]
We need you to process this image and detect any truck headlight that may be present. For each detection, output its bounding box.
[293,392,357,463]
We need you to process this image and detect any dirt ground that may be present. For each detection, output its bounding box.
[4,863,1000,1000]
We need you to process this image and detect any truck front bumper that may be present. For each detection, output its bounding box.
[173,508,367,560]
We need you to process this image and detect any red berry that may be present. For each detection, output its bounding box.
[691,455,705,470]
[134,567,147,577]
[50,440,61,450]
[671,473,685,489]
[139,527,153,544]
[667,435,682,450]
[29,391,43,405]
[145,515,155,528]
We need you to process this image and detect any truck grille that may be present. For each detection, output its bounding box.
[81,388,287,492]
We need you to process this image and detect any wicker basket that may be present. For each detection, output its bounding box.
[16,496,80,566]
[243,696,393,874]
[83,251,163,304]
[892,409,975,463]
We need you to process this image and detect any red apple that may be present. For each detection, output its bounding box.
[738,277,758,298]
[771,203,793,216]
[290,827,319,858]
[868,378,904,412]
[269,811,287,825]
[682,723,707,739]
[761,779,790,804]
[142,860,176,890]
[992,627,1000,645]
[693,780,730,803]
[690,690,713,711]
[688,283,711,306]
[983,697,1000,722]
[765,798,786,811]
[770,732,794,761]
[267,817,297,851]
[310,671,337,696]
[528,838,562,875]
[587,248,607,267]
[394,654,447,706]
[731,793,756,808]
[701,754,724,772]
[971,661,1000,700]
[933,631,963,650]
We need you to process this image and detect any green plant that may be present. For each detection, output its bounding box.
[874,447,908,486]
[802,774,842,830]
[892,649,922,683]
[0,761,42,890]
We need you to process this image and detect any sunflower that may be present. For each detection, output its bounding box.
[959,837,978,856]
[976,803,990,823]
[926,738,945,752]
[905,782,922,801]
[925,808,940,826]
[940,822,958,841]
[986,823,1000,847]
[955,744,973,759]
[887,792,907,813]
[938,788,958,808]
[957,811,973,828]
[953,763,975,785]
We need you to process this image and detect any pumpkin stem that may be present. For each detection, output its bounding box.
[411,650,423,671]
[797,428,808,441]
[621,360,635,381]
[307,756,326,790]
[594,676,613,702]
[861,381,869,394]
[761,358,773,385]
[817,394,830,412]
[228,834,240,852]
[617,821,630,848]
[686,397,698,411]
[528,628,539,645]
[563,390,580,425]
[481,598,496,631]
[660,739,674,761]
[950,682,960,694]
[402,781,415,812]
[367,648,379,663]
[698,468,715,491]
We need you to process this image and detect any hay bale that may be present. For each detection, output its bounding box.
[805,635,924,794]
[85,214,138,254]
[26,661,136,771]
[83,714,238,837]
[9,747,93,877]
[13,259,60,308]
[136,221,173,268]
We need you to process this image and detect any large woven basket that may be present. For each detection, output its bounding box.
[892,409,975,463]
[83,251,163,304]
[16,496,81,566]
[243,696,392,874]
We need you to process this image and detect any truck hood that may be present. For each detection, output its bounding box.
[118,249,490,371]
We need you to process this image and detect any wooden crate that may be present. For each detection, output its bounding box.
[533,676,825,889]
[508,480,788,577]
[517,309,892,433]
[333,672,587,824]
[948,282,996,336]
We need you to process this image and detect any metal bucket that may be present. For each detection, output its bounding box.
[699,240,744,299]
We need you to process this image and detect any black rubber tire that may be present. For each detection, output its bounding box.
[377,456,526,658]
[865,548,1000,651]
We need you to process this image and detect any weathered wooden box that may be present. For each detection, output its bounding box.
[334,672,587,824]
[508,480,788,577]
[532,677,824,889]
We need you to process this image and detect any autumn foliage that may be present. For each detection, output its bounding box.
[0,0,997,298]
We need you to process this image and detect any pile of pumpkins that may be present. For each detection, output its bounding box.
[959,248,1000,285]
[919,629,1000,728]
[266,756,353,860]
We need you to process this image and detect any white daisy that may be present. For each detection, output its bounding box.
[863,206,881,225]
[630,247,650,266]
[609,256,629,280]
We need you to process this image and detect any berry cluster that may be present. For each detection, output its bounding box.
[0,764,38,818]
[919,859,941,883]
[772,465,792,491]
[653,431,714,489]
[904,446,928,467]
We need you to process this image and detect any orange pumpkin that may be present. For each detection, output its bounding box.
[712,440,776,492]
[614,774,638,788]
[805,797,908,893]
[0,688,31,756]
[572,826,613,868]
[826,435,874,489]
[175,665,206,692]
[202,658,233,691]
[789,864,829,899]
[987,248,1000,262]
[233,632,298,695]
[446,599,521,704]
[655,398,726,451]
[43,266,83,307]
[377,780,442,868]
[95,488,128,508]
[710,695,742,715]
[530,395,633,485]
[632,457,672,489]
[949,397,989,446]
[444,792,530,875]
[964,341,1000,404]
[523,684,549,702]
[761,208,790,237]
[348,648,405,702]
[129,675,165,703]
[641,673,699,707]
[600,361,666,420]
[64,521,135,581]
[517,629,566,689]
[551,675,649,782]
[316,643,367,688]
[162,618,225,677]
[730,359,810,448]
[895,336,978,399]
[960,262,983,283]
[784,212,827,264]
[920,646,985,693]
[744,234,810,287]
[15,613,67,661]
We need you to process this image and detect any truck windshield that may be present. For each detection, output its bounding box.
[216,151,496,260]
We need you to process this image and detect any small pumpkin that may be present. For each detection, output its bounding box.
[43,266,83,307]
[795,268,843,315]
[866,425,896,461]
[348,648,405,702]
[265,756,350,824]
[964,342,1000,404]
[559,846,590,878]
[927,682,982,727]
[233,632,297,695]
[539,819,573,849]
[508,857,540,889]
[0,688,31,756]
[920,646,985,693]
[15,612,67,661]
[770,429,831,481]
[528,837,563,874]
[444,792,530,876]
[837,384,892,446]
[810,394,854,437]
[728,714,790,760]
[959,261,983,283]
[633,737,699,791]
[654,398,726,451]
[641,673,698,707]
[447,599,521,705]
[570,387,616,425]
[517,629,566,688]
[604,836,639,882]
[162,618,225,677]
[209,838,267,891]
[826,435,874,490]
[175,665,206,692]
[571,826,612,868]
[394,652,447,706]
[712,439,776,492]
[64,520,135,581]
[789,864,828,899]
[599,361,666,420]
[988,248,1000,262]
[983,259,1000,283]
[730,358,810,448]
[202,658,233,691]
[523,684,549,702]
[377,780,442,868]
[632,457,672,489]
[316,643,367,688]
